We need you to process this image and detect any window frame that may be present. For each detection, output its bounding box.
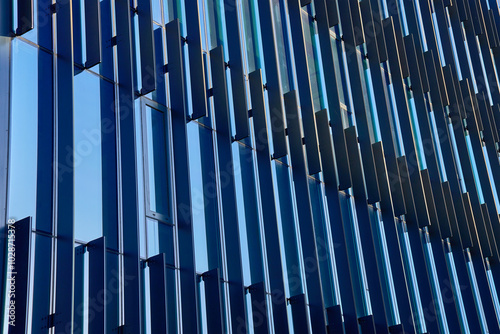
[140,98,174,226]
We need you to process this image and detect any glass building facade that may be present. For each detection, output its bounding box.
[2,0,500,332]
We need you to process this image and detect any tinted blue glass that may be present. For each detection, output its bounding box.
[74,70,104,242]
[8,40,38,221]
[187,121,209,272]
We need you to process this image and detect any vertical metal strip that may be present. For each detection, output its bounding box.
[202,268,224,334]
[210,45,248,332]
[248,282,270,333]
[313,0,352,189]
[73,245,85,334]
[88,237,106,332]
[16,0,33,35]
[256,0,288,159]
[7,217,32,334]
[397,156,443,334]
[248,69,290,332]
[148,253,168,333]
[287,0,321,175]
[85,0,102,68]
[115,0,142,332]
[315,109,359,334]
[166,19,200,334]
[0,36,10,330]
[54,0,75,330]
[185,0,207,119]
[137,0,156,94]
[284,91,327,333]
[344,126,390,333]
[361,0,406,215]
[373,142,416,333]
[223,0,249,140]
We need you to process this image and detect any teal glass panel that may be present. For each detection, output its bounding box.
[271,0,290,93]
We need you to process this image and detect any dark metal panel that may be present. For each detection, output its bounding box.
[224,0,249,140]
[0,0,12,36]
[455,0,469,21]
[31,234,52,334]
[210,45,248,332]
[478,98,500,193]
[372,142,416,333]
[152,28,167,106]
[357,315,376,334]
[248,70,290,332]
[396,156,442,334]
[166,18,200,332]
[248,282,270,334]
[148,253,168,334]
[6,218,31,334]
[344,126,390,333]
[73,0,84,66]
[386,0,409,78]
[257,0,287,158]
[402,1,429,92]
[467,0,485,35]
[326,305,344,334]
[16,0,33,35]
[336,0,360,47]
[388,324,404,334]
[53,0,75,330]
[136,0,156,94]
[492,104,500,140]
[287,0,321,175]
[325,0,339,27]
[114,0,143,332]
[36,49,54,234]
[88,237,106,333]
[185,0,207,119]
[284,91,327,333]
[315,109,359,334]
[313,0,352,188]
[73,246,85,334]
[203,268,224,334]
[289,294,310,333]
[85,0,102,68]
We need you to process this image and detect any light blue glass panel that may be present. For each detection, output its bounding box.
[465,134,485,204]
[399,222,427,333]
[302,10,323,111]
[445,247,469,333]
[241,0,261,72]
[8,40,38,221]
[388,83,406,157]
[232,142,253,286]
[74,70,104,242]
[152,0,161,23]
[429,111,447,182]
[271,0,291,93]
[145,106,170,218]
[187,122,209,273]
[408,97,427,170]
[146,217,175,262]
[482,146,500,214]
[465,250,489,332]
[423,229,450,334]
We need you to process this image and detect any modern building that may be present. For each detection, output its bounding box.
[1,0,500,332]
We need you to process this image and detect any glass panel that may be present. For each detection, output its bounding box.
[302,10,323,111]
[146,217,175,263]
[74,70,104,242]
[8,40,38,221]
[271,0,291,93]
[145,106,170,218]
